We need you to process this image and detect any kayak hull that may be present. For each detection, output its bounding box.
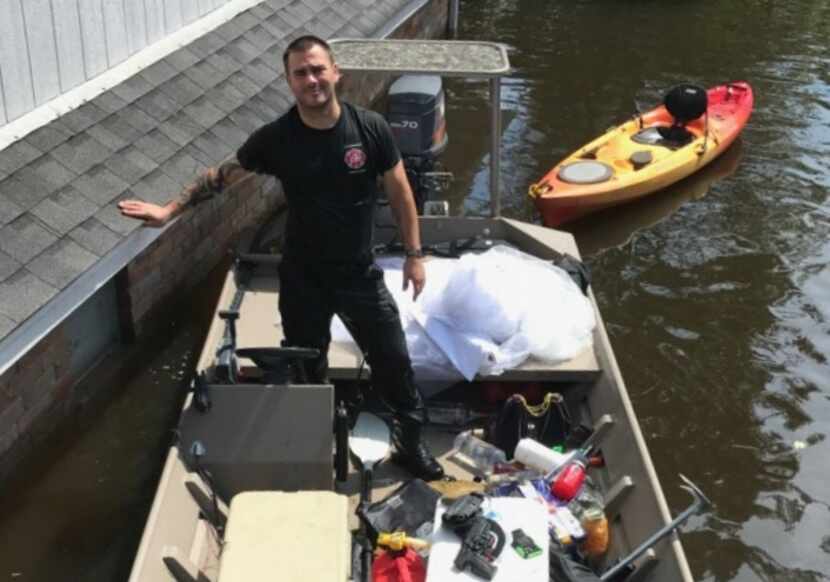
[529,82,753,227]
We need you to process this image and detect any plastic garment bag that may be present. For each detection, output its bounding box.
[429,246,595,364]
[331,246,596,384]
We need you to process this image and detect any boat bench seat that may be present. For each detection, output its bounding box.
[229,274,601,383]
[218,491,350,582]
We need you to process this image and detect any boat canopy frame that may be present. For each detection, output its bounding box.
[329,39,511,217]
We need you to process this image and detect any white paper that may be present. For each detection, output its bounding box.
[426,497,549,582]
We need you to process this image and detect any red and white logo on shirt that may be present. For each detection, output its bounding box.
[344,147,367,170]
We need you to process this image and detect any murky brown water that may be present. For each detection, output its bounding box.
[0,264,225,581]
[2,1,829,580]
[444,1,830,580]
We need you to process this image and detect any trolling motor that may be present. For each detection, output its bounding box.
[386,75,453,214]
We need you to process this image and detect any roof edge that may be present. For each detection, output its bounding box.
[0,223,167,378]
[375,0,434,39]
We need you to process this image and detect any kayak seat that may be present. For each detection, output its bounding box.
[656,124,695,146]
[631,126,692,149]
[664,83,708,124]
[641,83,708,149]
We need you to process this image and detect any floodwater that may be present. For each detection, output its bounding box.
[443,1,830,580]
[0,264,226,581]
[2,0,829,580]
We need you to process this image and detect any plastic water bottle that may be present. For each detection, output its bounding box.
[452,431,508,472]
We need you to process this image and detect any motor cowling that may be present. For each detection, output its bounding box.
[386,75,450,213]
[387,75,448,159]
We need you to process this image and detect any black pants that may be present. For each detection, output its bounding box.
[278,258,425,424]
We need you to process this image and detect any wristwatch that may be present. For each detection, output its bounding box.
[405,247,424,258]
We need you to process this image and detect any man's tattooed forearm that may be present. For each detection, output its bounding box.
[177,161,246,207]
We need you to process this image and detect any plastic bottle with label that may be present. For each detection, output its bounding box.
[580,507,610,559]
[452,431,508,473]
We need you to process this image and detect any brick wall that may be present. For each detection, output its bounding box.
[125,173,283,337]
[339,0,450,105]
[0,320,73,478]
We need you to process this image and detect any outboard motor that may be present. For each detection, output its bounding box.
[658,84,708,145]
[386,75,450,213]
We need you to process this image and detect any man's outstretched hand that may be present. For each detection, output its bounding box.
[118,200,176,227]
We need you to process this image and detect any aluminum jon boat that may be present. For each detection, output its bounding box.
[128,40,695,582]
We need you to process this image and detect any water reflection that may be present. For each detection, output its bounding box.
[569,141,744,257]
[0,262,224,580]
[3,0,830,579]
[0,339,197,581]
[448,0,830,580]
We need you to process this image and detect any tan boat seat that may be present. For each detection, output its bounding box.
[218,491,350,582]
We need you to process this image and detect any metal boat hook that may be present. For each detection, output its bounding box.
[600,474,713,581]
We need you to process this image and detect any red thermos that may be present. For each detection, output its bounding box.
[550,453,587,501]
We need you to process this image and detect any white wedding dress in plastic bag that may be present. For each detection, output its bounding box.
[330,246,595,392]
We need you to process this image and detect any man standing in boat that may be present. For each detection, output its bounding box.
[118,35,445,481]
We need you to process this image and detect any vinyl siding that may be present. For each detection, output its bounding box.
[0,0,234,126]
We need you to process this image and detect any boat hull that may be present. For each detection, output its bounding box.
[529,82,753,226]
[128,217,694,582]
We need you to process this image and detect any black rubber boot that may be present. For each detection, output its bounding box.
[391,419,445,481]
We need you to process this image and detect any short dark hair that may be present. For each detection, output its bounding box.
[282,35,334,70]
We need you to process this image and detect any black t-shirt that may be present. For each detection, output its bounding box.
[236,102,401,263]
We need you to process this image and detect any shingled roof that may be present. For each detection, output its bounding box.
[0,0,423,370]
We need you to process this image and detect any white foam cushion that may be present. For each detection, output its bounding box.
[219,491,350,582]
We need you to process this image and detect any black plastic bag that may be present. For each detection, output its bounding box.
[550,549,601,582]
[553,253,592,295]
[357,478,441,542]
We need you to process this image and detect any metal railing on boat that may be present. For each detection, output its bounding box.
[330,38,510,217]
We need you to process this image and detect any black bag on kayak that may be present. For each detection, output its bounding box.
[658,84,708,145]
[664,84,707,124]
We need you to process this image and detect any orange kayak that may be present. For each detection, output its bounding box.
[529,82,753,227]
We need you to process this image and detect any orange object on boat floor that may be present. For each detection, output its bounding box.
[528,82,753,227]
